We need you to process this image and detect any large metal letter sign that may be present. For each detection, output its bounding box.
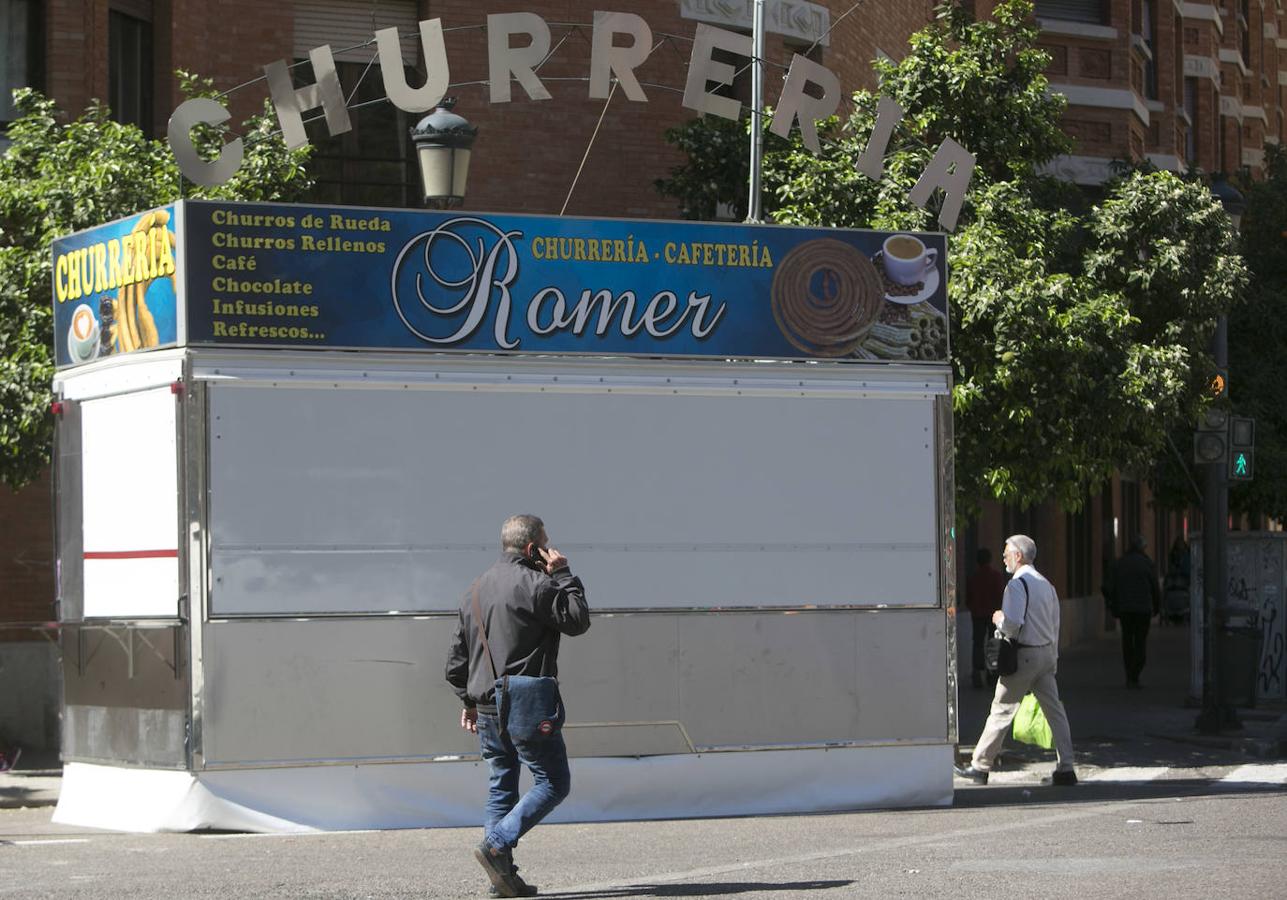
[681,24,752,120]
[155,12,980,229]
[856,96,905,181]
[770,54,841,154]
[265,46,352,150]
[377,19,450,114]
[589,11,652,101]
[488,13,554,103]
[908,137,977,232]
[168,98,245,187]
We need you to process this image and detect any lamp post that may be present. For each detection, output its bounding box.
[1196,173,1244,734]
[410,98,478,208]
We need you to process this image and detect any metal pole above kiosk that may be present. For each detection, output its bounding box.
[746,0,765,224]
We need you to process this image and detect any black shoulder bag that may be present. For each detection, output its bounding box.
[472,583,566,740]
[985,577,1029,677]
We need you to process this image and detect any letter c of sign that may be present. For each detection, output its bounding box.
[168,98,245,188]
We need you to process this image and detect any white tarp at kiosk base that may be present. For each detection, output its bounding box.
[55,746,952,833]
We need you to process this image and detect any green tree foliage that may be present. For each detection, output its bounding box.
[0,80,312,487]
[657,0,1246,519]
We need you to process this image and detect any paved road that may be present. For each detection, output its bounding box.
[2,762,1286,899]
[3,623,1283,897]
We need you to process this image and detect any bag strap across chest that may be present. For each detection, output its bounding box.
[1013,576,1030,642]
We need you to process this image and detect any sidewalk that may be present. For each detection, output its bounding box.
[0,747,61,810]
[956,617,1287,771]
[5,624,1282,812]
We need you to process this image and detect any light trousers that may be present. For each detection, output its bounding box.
[971,643,1075,772]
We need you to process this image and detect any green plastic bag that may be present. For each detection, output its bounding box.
[1012,693,1053,749]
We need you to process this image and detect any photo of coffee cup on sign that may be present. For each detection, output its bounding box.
[877,234,939,304]
[67,303,101,364]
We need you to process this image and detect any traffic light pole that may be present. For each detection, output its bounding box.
[1197,315,1234,734]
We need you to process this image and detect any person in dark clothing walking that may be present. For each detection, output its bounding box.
[446,514,591,897]
[965,548,1006,688]
[1108,534,1161,688]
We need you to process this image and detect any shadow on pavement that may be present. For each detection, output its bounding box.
[950,778,1287,809]
[539,881,852,898]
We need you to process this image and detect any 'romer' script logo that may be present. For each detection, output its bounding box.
[391,217,726,350]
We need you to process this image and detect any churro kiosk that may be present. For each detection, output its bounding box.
[49,200,957,831]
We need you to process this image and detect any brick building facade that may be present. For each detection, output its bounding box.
[0,1,1263,750]
[984,0,1287,185]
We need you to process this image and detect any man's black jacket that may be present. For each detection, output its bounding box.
[445,553,590,714]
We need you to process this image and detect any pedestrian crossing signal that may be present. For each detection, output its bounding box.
[1229,417,1254,481]
[1230,449,1254,480]
[1194,408,1229,466]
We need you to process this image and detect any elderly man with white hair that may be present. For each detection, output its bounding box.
[954,534,1077,786]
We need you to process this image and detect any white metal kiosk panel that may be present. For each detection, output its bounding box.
[197,609,947,764]
[79,387,180,618]
[206,370,940,615]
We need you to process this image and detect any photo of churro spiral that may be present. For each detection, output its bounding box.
[771,238,883,357]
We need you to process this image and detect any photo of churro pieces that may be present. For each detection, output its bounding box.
[124,283,143,351]
[112,294,133,353]
[136,285,160,348]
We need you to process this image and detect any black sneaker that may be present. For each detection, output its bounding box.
[953,764,989,784]
[488,862,537,897]
[475,842,522,898]
[1042,770,1078,786]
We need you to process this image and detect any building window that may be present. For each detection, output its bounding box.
[1141,1,1157,99]
[1183,77,1198,163]
[0,0,42,135]
[1035,1,1108,24]
[300,60,420,208]
[295,0,422,207]
[1121,479,1141,546]
[109,10,153,134]
[1065,502,1094,598]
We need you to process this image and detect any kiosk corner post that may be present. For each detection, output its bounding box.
[180,368,210,770]
[936,392,958,746]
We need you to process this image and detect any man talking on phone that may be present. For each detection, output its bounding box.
[446,514,591,897]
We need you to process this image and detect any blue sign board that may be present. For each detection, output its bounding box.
[54,200,949,367]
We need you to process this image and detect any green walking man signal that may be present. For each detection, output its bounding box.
[1229,417,1255,481]
[1232,451,1251,478]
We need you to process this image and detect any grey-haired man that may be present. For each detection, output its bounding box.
[446,514,591,897]
[954,534,1077,786]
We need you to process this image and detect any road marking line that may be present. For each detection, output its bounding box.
[12,839,91,846]
[197,829,374,839]
[1222,763,1287,785]
[1088,767,1168,783]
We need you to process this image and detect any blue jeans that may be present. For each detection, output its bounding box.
[478,712,571,850]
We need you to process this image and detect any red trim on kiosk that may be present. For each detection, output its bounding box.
[84,550,179,560]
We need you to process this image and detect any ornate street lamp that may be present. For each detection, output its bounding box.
[410,98,478,207]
